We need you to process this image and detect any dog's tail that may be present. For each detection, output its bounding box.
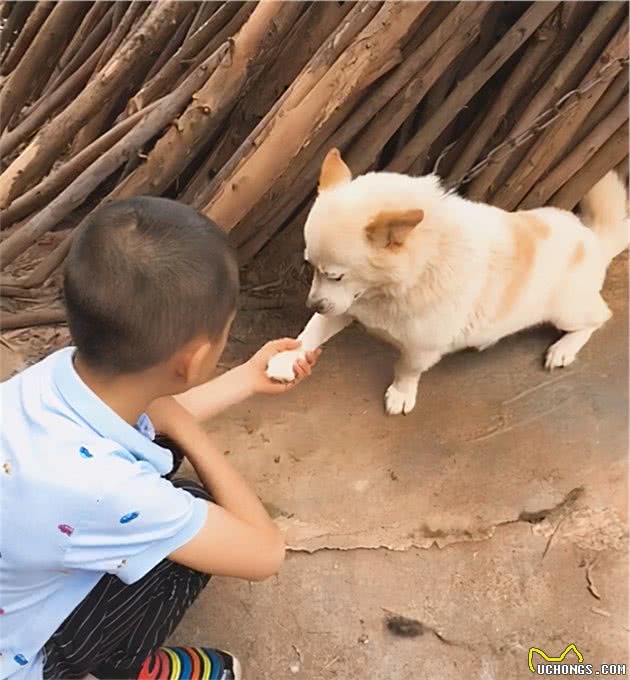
[580,171,629,263]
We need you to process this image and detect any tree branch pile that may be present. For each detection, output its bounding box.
[0,0,627,330]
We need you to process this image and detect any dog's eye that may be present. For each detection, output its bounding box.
[329,274,344,282]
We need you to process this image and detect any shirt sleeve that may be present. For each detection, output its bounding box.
[62,457,208,584]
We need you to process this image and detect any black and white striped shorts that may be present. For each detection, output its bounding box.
[44,441,212,679]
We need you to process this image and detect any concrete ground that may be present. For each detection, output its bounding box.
[169,255,629,680]
[2,253,625,680]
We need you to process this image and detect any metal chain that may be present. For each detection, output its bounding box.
[445,55,629,193]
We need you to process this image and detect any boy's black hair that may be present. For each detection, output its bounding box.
[64,196,239,374]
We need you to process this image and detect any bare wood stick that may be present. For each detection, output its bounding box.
[55,2,110,71]
[111,2,306,202]
[0,307,66,331]
[0,1,189,209]
[0,2,34,63]
[448,11,562,183]
[187,1,221,39]
[521,99,628,208]
[0,1,53,75]
[388,2,561,174]
[573,70,628,146]
[20,230,74,288]
[345,3,490,176]
[230,2,488,254]
[129,1,241,112]
[180,1,350,203]
[144,7,195,82]
[0,2,85,134]
[0,285,42,299]
[467,1,627,201]
[39,3,114,98]
[1,99,159,229]
[191,2,382,210]
[0,40,107,160]
[175,2,255,84]
[94,1,148,74]
[0,42,229,266]
[549,121,629,211]
[203,3,429,231]
[492,20,629,210]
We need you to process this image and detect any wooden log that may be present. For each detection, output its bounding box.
[203,2,430,231]
[190,2,381,211]
[549,121,629,210]
[180,1,351,204]
[573,70,628,146]
[144,7,195,82]
[0,2,34,62]
[230,2,488,254]
[0,307,66,331]
[187,1,221,39]
[18,230,74,289]
[0,41,230,266]
[129,2,241,112]
[0,1,189,209]
[467,1,627,201]
[0,1,53,75]
[388,2,561,174]
[39,3,114,98]
[0,2,85,134]
[345,2,491,176]
[492,20,629,210]
[0,40,107,160]
[0,99,159,229]
[112,1,332,202]
[447,9,562,184]
[55,2,109,72]
[94,1,148,74]
[520,98,628,208]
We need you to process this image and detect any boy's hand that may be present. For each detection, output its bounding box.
[242,338,321,395]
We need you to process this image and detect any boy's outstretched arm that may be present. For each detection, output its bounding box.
[148,397,285,581]
[175,338,320,422]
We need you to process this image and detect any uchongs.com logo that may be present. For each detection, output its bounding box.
[528,644,627,676]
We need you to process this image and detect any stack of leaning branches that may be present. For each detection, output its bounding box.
[0,0,628,330]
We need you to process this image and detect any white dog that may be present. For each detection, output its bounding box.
[267,148,629,415]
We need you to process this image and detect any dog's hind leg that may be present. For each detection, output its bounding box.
[545,293,611,370]
[385,349,441,415]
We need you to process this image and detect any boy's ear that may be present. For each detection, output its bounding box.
[318,148,352,192]
[365,209,425,249]
[174,340,213,386]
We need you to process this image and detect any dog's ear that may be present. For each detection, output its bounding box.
[319,148,352,192]
[365,209,424,248]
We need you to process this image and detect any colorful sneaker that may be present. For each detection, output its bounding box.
[138,646,242,680]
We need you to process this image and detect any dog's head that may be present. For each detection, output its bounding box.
[304,149,437,316]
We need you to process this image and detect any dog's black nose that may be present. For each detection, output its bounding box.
[307,298,326,313]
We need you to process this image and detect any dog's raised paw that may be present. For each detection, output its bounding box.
[545,337,579,370]
[384,384,417,416]
[266,350,303,382]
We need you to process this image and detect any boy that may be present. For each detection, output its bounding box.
[0,197,319,680]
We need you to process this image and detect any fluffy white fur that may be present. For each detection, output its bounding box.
[267,149,629,415]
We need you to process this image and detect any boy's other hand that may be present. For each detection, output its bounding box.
[242,338,321,395]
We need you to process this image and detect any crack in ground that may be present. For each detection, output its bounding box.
[286,487,585,554]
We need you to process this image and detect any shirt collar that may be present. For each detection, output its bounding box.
[52,347,173,475]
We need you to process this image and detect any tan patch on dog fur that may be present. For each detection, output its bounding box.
[570,241,585,266]
[496,213,550,319]
[319,148,352,192]
[365,209,425,248]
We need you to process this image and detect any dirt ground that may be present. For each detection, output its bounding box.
[169,254,629,680]
[1,253,627,680]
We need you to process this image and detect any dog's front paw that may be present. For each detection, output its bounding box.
[266,349,304,382]
[384,383,417,416]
